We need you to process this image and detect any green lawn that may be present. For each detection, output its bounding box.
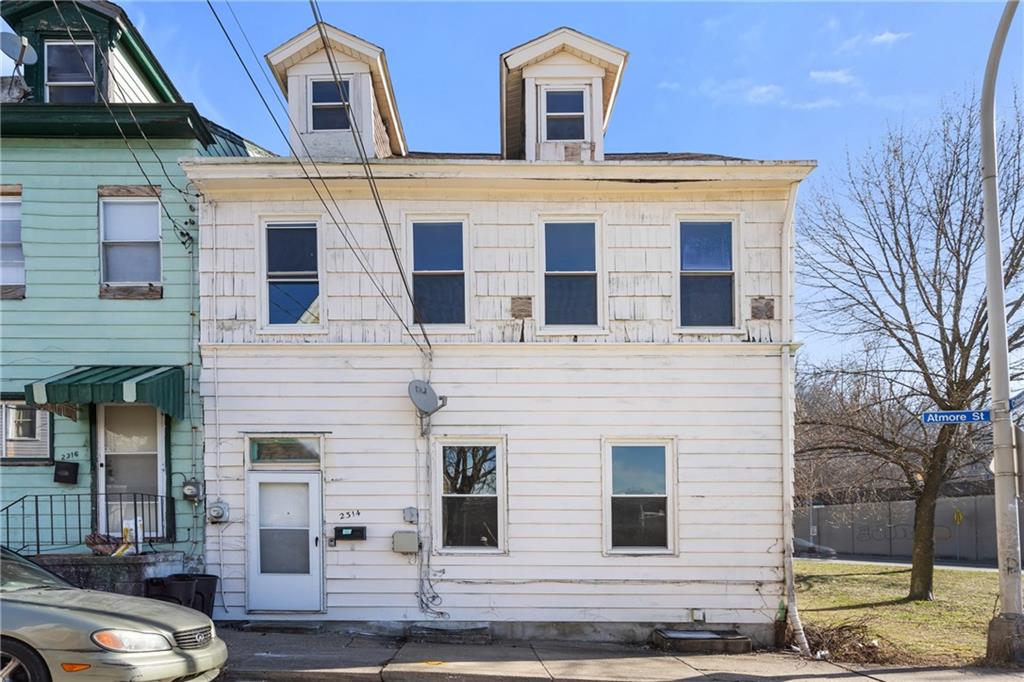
[794,559,999,665]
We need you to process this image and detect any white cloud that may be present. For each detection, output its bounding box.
[656,80,681,91]
[746,84,784,104]
[791,98,841,110]
[809,68,858,86]
[870,31,912,45]
[835,34,863,55]
[824,17,840,31]
[698,79,838,111]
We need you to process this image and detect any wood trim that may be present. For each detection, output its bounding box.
[97,185,162,197]
[98,284,163,300]
[0,285,26,300]
[0,185,23,197]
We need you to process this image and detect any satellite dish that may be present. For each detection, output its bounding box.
[408,380,447,417]
[1,33,37,67]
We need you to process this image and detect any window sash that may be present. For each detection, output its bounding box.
[100,199,161,284]
[678,221,736,328]
[605,442,673,552]
[45,42,96,103]
[264,223,320,327]
[437,442,503,551]
[5,405,38,441]
[0,200,24,286]
[310,79,351,130]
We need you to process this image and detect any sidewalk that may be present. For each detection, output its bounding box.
[217,629,1021,681]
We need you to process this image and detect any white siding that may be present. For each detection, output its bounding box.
[107,46,160,104]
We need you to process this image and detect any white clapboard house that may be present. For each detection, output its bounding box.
[183,24,814,644]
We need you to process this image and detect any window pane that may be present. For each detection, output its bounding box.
[545,223,595,272]
[103,243,160,283]
[251,438,321,464]
[104,453,158,495]
[46,43,94,82]
[1,203,21,242]
[0,244,24,286]
[312,80,349,103]
[546,116,585,141]
[545,274,597,325]
[311,105,350,130]
[268,282,320,325]
[612,445,666,495]
[104,406,157,453]
[546,90,584,113]
[260,530,310,574]
[413,273,465,324]
[47,85,96,103]
[681,222,732,271]
[259,482,310,527]
[9,406,37,439]
[680,274,734,327]
[442,497,498,548]
[611,497,667,548]
[103,201,160,241]
[267,226,317,273]
[413,223,463,271]
[443,445,497,495]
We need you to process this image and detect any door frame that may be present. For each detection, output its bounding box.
[96,403,167,537]
[245,469,324,613]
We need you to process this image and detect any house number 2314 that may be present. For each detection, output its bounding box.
[338,510,361,520]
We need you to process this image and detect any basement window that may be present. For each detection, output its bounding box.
[605,442,674,553]
[310,79,350,131]
[412,222,465,324]
[679,221,735,328]
[438,442,504,551]
[45,41,97,103]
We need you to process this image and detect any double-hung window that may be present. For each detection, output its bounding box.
[544,89,586,141]
[679,221,735,327]
[412,222,465,324]
[266,222,320,326]
[310,79,350,131]
[606,442,673,552]
[544,222,597,326]
[439,442,503,551]
[1,200,24,288]
[45,41,96,103]
[100,199,161,284]
[1,401,49,461]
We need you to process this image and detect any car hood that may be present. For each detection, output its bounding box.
[4,587,212,634]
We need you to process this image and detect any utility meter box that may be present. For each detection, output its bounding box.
[392,530,419,554]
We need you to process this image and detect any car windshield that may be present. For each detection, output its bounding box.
[0,548,71,592]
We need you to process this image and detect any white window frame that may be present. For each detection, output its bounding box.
[44,40,96,103]
[99,197,163,286]
[403,212,474,334]
[432,436,507,555]
[539,84,590,143]
[257,215,326,335]
[672,213,744,335]
[602,437,677,556]
[0,199,24,286]
[536,214,607,335]
[245,433,326,471]
[4,402,39,441]
[308,76,352,132]
[96,404,167,537]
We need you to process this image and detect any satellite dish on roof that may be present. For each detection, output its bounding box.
[408,380,447,417]
[1,33,38,67]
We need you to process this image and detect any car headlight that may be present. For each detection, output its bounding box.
[91,629,171,652]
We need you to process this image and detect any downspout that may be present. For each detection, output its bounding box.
[781,180,811,657]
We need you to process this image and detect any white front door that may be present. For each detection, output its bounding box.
[246,471,323,612]
[97,404,166,539]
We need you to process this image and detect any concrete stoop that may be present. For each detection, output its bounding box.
[650,628,752,655]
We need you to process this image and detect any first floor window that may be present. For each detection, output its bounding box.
[45,41,96,103]
[544,221,598,326]
[608,443,671,550]
[266,222,320,325]
[250,436,321,465]
[101,198,162,284]
[412,221,465,324]
[1,401,48,459]
[680,221,734,327]
[310,79,350,131]
[440,443,502,550]
[0,200,24,286]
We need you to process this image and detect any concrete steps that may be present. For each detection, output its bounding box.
[650,628,752,654]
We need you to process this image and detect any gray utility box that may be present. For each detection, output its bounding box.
[392,530,420,553]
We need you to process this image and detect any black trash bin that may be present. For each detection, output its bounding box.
[144,575,196,607]
[171,573,219,617]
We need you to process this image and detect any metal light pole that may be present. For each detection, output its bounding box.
[982,0,1023,665]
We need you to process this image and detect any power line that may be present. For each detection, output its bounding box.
[205,0,430,358]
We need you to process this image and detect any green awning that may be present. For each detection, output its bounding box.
[26,366,185,421]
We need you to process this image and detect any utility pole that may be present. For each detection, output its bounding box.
[982,0,1023,665]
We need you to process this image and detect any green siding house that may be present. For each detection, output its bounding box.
[0,0,267,558]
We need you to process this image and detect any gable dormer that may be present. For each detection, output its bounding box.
[266,23,406,160]
[500,28,627,162]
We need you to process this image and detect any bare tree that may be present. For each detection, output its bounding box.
[798,93,1024,600]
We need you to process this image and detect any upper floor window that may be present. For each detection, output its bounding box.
[544,222,597,326]
[679,221,734,328]
[438,441,504,552]
[310,79,350,131]
[100,199,161,284]
[1,200,24,286]
[412,222,465,324]
[543,89,586,141]
[2,400,50,461]
[45,41,96,103]
[265,222,320,326]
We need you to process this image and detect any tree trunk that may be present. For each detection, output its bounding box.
[908,464,944,601]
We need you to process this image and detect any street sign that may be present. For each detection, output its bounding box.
[921,410,991,425]
[1010,390,1024,411]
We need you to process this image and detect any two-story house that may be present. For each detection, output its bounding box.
[183,23,814,644]
[0,0,268,563]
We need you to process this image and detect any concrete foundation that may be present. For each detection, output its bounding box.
[33,551,185,596]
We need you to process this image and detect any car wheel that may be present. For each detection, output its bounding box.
[0,638,51,682]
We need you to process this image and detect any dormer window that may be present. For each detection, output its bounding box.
[310,78,350,131]
[45,41,96,103]
[543,89,586,141]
